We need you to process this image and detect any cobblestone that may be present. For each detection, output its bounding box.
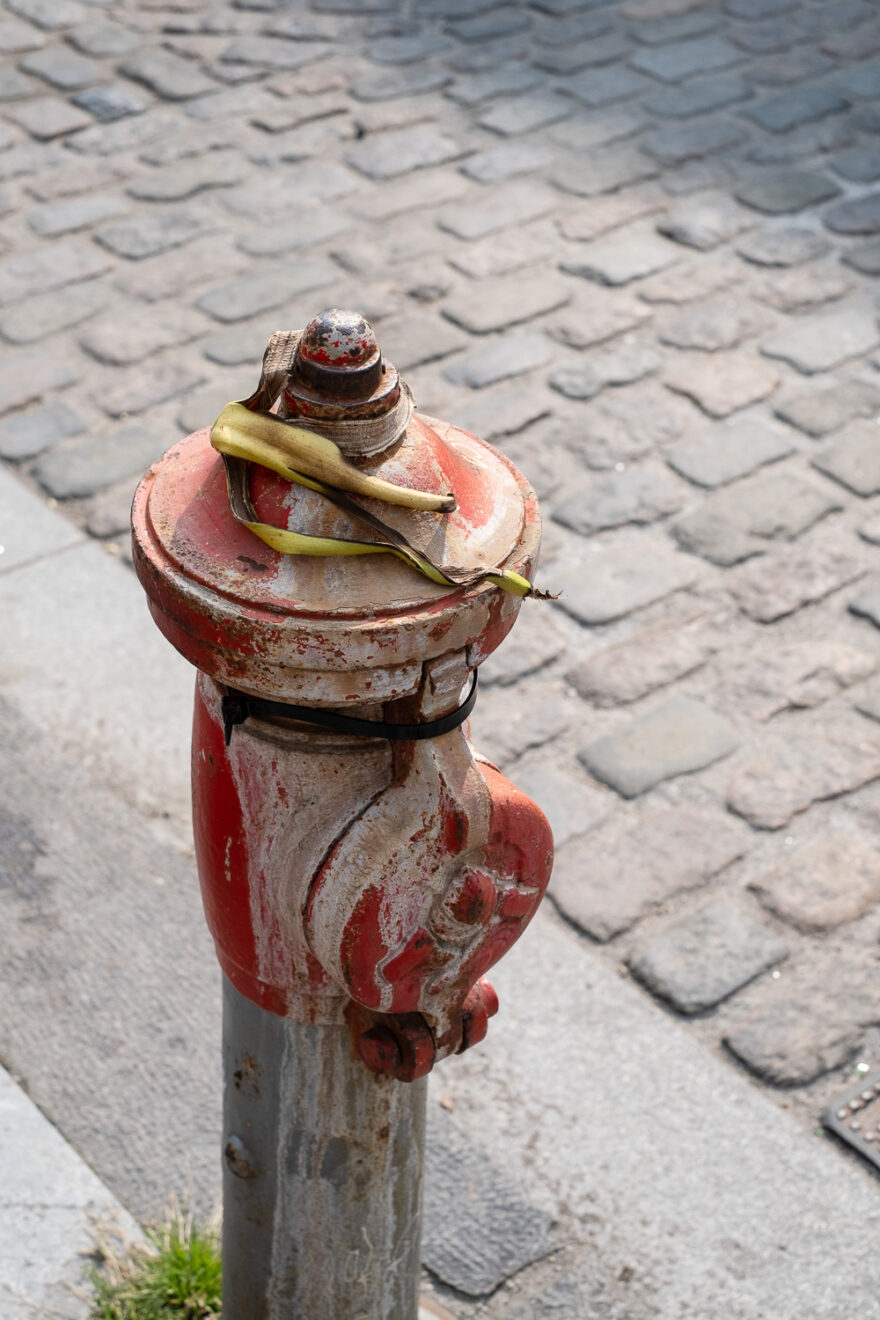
[0,238,110,305]
[734,170,840,215]
[436,179,559,239]
[657,195,751,250]
[19,44,97,91]
[79,305,206,366]
[442,274,569,334]
[673,471,841,566]
[666,417,795,488]
[27,192,127,237]
[727,730,880,829]
[554,460,682,533]
[658,297,767,351]
[33,423,161,499]
[761,303,879,374]
[725,997,863,1086]
[567,611,717,706]
[127,152,246,202]
[120,50,218,101]
[630,35,743,82]
[629,898,788,1015]
[844,241,880,275]
[751,831,880,933]
[753,261,853,314]
[551,531,699,626]
[775,379,880,437]
[6,95,91,139]
[665,352,779,417]
[729,541,864,622]
[551,806,749,941]
[0,399,85,461]
[812,422,880,497]
[825,191,880,236]
[550,341,661,400]
[643,74,752,120]
[562,223,680,286]
[196,258,338,322]
[581,695,739,798]
[744,86,849,132]
[72,84,150,123]
[443,334,552,389]
[0,278,109,343]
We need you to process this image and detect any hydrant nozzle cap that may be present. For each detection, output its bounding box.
[294,308,383,401]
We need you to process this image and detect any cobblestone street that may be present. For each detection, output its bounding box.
[4,0,880,1225]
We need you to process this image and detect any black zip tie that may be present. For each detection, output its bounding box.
[222,671,478,747]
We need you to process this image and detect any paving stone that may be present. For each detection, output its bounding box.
[6,0,84,29]
[19,45,97,91]
[251,90,348,134]
[730,541,864,622]
[33,424,162,499]
[80,305,206,366]
[559,192,665,247]
[67,20,140,57]
[667,417,796,489]
[481,607,567,687]
[72,83,149,122]
[775,379,880,438]
[674,471,840,566]
[645,119,747,168]
[472,679,573,766]
[82,479,141,539]
[65,108,180,156]
[0,15,45,51]
[658,298,767,352]
[127,152,246,202]
[567,611,717,706]
[825,192,880,236]
[443,334,552,389]
[753,262,853,315]
[549,108,645,155]
[812,422,880,496]
[0,65,36,100]
[554,461,682,534]
[446,222,557,279]
[734,228,824,278]
[445,64,540,106]
[121,50,217,100]
[197,257,338,324]
[345,124,463,179]
[629,9,719,43]
[629,898,788,1015]
[747,48,835,86]
[0,400,85,461]
[724,997,863,1087]
[827,59,880,101]
[551,806,750,941]
[657,195,751,250]
[724,0,795,18]
[221,160,358,217]
[575,382,696,469]
[27,192,127,237]
[830,147,880,186]
[177,369,258,435]
[453,385,552,442]
[859,515,880,549]
[643,74,752,120]
[638,255,740,305]
[202,323,272,367]
[551,531,699,626]
[666,353,779,418]
[0,238,110,306]
[436,179,559,239]
[761,305,879,375]
[477,90,573,137]
[95,211,209,260]
[368,32,454,64]
[351,66,451,102]
[5,95,91,139]
[546,291,652,350]
[448,8,531,40]
[849,574,880,630]
[99,359,206,419]
[533,32,631,73]
[0,353,75,417]
[352,168,467,222]
[552,145,658,198]
[844,241,880,276]
[580,696,738,798]
[562,223,680,286]
[630,35,742,83]
[727,731,880,830]
[734,170,840,216]
[0,142,64,183]
[751,831,880,934]
[0,278,109,343]
[823,21,880,59]
[744,86,849,134]
[720,640,876,721]
[238,205,351,257]
[565,64,653,108]
[550,341,662,401]
[442,275,569,335]
[357,312,467,372]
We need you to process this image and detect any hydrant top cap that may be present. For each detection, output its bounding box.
[298,309,379,371]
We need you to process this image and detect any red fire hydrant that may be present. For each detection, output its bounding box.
[132,310,553,1320]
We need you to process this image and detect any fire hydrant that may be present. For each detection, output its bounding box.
[131,310,553,1320]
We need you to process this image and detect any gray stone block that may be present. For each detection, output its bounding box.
[735,170,840,215]
[736,224,829,267]
[552,533,698,626]
[443,334,552,389]
[562,223,680,287]
[731,542,864,622]
[725,1002,862,1087]
[762,305,879,374]
[831,146,880,184]
[551,806,750,940]
[121,50,218,100]
[667,419,795,488]
[437,179,558,239]
[658,298,766,352]
[478,90,573,136]
[459,140,546,184]
[6,94,91,139]
[751,831,880,933]
[812,422,880,496]
[629,899,788,1015]
[643,118,745,165]
[720,639,875,721]
[665,353,779,418]
[673,471,841,566]
[744,86,848,132]
[80,306,205,366]
[550,342,661,400]
[67,19,140,57]
[554,462,682,534]
[0,354,76,416]
[442,275,569,335]
[580,696,739,798]
[128,152,246,202]
[825,191,880,236]
[630,35,742,83]
[446,64,539,106]
[775,379,880,437]
[727,730,880,829]
[658,195,751,250]
[34,424,161,499]
[196,258,337,323]
[567,612,717,707]
[19,44,97,90]
[0,278,109,344]
[505,760,608,849]
[72,83,149,122]
[643,74,751,120]
[346,125,464,179]
[844,240,880,275]
[96,210,210,259]
[0,401,85,461]
[565,64,652,108]
[27,192,127,237]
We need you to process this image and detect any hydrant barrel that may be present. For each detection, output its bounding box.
[131,309,553,1319]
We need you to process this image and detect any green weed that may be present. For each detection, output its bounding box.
[89,1211,221,1320]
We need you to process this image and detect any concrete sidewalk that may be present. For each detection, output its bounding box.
[3,414,880,1318]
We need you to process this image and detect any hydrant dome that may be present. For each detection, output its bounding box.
[298,308,380,371]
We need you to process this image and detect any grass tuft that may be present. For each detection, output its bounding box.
[89,1210,222,1320]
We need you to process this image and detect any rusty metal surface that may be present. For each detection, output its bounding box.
[823,1069,880,1171]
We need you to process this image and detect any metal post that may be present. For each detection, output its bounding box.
[222,978,426,1320]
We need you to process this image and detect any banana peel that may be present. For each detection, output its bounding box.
[210,400,551,600]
